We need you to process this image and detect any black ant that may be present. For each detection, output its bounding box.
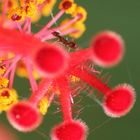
[52,31,78,49]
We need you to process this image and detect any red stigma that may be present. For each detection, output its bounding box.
[91,31,124,67]
[51,120,87,140]
[7,102,42,132]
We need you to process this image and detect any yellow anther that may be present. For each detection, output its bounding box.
[0,88,18,112]
[60,18,72,31]
[19,0,25,6]
[20,0,34,6]
[0,77,9,88]
[36,0,46,5]
[24,2,38,18]
[0,65,6,75]
[60,19,86,38]
[16,61,28,78]
[16,61,40,79]
[69,22,86,38]
[1,0,19,12]
[8,52,15,59]
[38,96,49,115]
[42,0,56,16]
[59,0,77,14]
[0,54,7,63]
[8,7,26,22]
[70,75,80,83]
[73,6,87,22]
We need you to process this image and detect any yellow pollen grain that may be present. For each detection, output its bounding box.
[38,97,49,115]
[70,75,80,83]
[42,0,56,16]
[0,88,18,112]
[69,21,86,38]
[0,77,9,89]
[8,7,26,22]
[73,6,87,22]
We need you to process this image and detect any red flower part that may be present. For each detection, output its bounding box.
[56,77,72,122]
[51,120,87,140]
[7,101,42,132]
[34,45,69,78]
[103,84,135,117]
[70,31,124,68]
[0,27,69,78]
[90,31,124,67]
[70,67,135,117]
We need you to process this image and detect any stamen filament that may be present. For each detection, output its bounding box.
[29,79,52,106]
[25,59,38,92]
[9,64,16,89]
[36,10,65,37]
[70,68,111,96]
[4,56,21,77]
[57,77,72,122]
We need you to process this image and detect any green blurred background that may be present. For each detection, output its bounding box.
[0,0,140,140]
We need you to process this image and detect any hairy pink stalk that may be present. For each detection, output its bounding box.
[70,67,135,118]
[70,67,111,95]
[16,22,23,32]
[9,64,16,89]
[38,16,80,39]
[57,77,72,122]
[70,31,124,68]
[70,48,92,67]
[29,78,52,106]
[7,79,53,132]
[54,16,80,31]
[4,56,21,78]
[25,58,38,92]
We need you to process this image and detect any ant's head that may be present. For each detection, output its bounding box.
[52,31,60,36]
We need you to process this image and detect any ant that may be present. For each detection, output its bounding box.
[52,31,78,49]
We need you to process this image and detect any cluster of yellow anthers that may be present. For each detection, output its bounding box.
[5,0,87,38]
[0,55,18,112]
[7,0,56,22]
[59,0,87,38]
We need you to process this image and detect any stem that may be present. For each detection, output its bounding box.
[36,10,65,37]
[70,68,111,96]
[4,56,21,77]
[47,92,55,107]
[16,22,23,32]
[29,78,52,106]
[53,16,79,31]
[25,58,38,92]
[27,18,31,33]
[9,64,16,89]
[57,77,72,122]
[70,48,92,67]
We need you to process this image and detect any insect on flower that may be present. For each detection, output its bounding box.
[0,0,136,140]
[52,31,78,49]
